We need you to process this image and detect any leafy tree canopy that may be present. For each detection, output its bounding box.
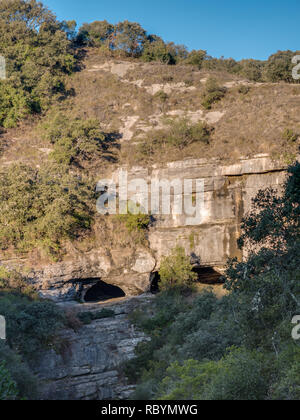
[0,0,76,127]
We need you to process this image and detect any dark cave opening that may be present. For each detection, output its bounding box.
[150,272,160,294]
[150,266,223,294]
[192,266,223,284]
[84,280,126,303]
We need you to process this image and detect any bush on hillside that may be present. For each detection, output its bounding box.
[201,77,227,110]
[41,113,107,164]
[136,118,212,161]
[0,293,64,360]
[264,50,300,83]
[159,247,197,291]
[0,341,37,400]
[0,163,94,258]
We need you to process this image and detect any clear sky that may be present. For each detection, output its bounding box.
[44,0,299,61]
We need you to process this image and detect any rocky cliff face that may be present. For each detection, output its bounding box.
[1,154,287,302]
[1,153,288,400]
[35,296,152,400]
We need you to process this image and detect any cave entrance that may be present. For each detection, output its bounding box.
[150,272,160,294]
[149,267,223,294]
[84,280,126,303]
[192,266,223,284]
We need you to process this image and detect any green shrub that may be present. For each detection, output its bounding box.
[0,163,94,258]
[154,90,168,103]
[41,113,107,164]
[238,85,251,95]
[159,247,197,291]
[141,38,175,64]
[136,118,212,160]
[0,83,31,128]
[185,50,207,68]
[119,213,151,233]
[0,341,37,400]
[77,309,115,325]
[238,59,264,82]
[158,359,219,400]
[264,50,300,83]
[201,78,227,110]
[282,128,298,143]
[0,293,64,361]
[116,201,151,239]
[158,348,268,401]
[0,361,18,400]
[205,348,268,400]
[271,349,300,400]
[77,20,115,47]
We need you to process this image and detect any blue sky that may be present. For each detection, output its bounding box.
[44,0,299,60]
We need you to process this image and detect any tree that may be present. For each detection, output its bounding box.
[239,59,264,82]
[159,247,197,291]
[201,77,227,110]
[0,362,17,400]
[0,341,37,399]
[159,349,268,401]
[225,163,300,350]
[205,348,268,400]
[141,35,175,64]
[114,21,147,56]
[61,20,77,41]
[77,20,114,46]
[264,50,300,83]
[0,0,76,127]
[159,359,219,400]
[185,50,207,68]
[41,113,107,164]
[165,42,188,64]
[0,163,94,258]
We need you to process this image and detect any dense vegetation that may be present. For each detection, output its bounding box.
[41,113,108,165]
[0,267,66,400]
[77,19,300,83]
[0,0,76,128]
[124,164,300,400]
[0,163,94,258]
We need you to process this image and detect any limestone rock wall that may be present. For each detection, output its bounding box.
[0,154,287,301]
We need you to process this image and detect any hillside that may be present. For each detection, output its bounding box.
[1,50,300,172]
[0,0,299,402]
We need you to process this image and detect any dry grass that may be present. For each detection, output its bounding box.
[1,50,299,174]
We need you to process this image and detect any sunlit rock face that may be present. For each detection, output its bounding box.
[0,154,287,301]
[127,154,286,272]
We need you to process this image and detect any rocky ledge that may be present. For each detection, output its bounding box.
[0,154,288,302]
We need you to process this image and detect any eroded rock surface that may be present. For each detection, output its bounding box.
[0,154,288,301]
[36,296,152,400]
